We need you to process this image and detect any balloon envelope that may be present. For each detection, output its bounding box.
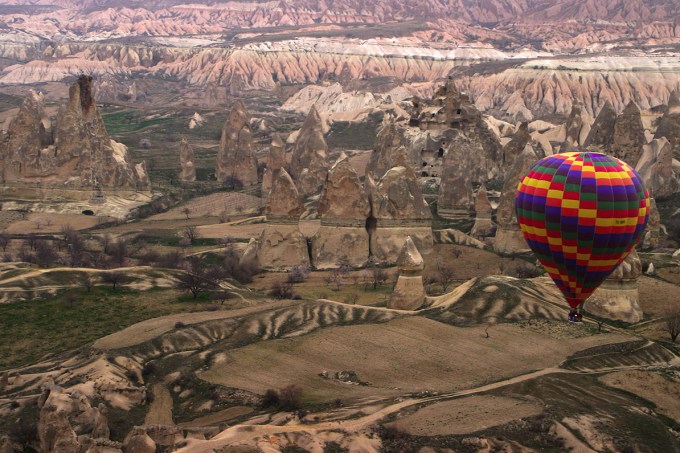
[515,152,649,309]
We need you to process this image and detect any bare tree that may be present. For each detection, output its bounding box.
[35,240,58,267]
[182,225,200,245]
[324,268,344,291]
[181,207,191,220]
[664,304,680,343]
[437,259,455,292]
[102,272,125,290]
[369,265,388,290]
[108,239,129,267]
[80,273,95,293]
[0,232,11,252]
[176,256,219,299]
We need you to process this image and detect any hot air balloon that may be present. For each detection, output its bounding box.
[515,152,649,317]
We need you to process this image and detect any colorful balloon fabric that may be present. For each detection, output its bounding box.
[515,152,650,309]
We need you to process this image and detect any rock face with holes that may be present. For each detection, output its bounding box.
[289,106,329,196]
[0,76,148,189]
[642,198,661,250]
[178,138,196,182]
[585,248,643,323]
[261,132,286,194]
[470,184,495,238]
[368,165,433,264]
[256,169,310,270]
[215,100,258,187]
[388,236,425,310]
[312,156,370,269]
[494,144,537,255]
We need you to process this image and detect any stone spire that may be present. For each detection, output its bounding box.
[179,138,196,182]
[470,184,495,238]
[584,101,617,149]
[611,101,646,166]
[262,132,286,193]
[215,100,258,186]
[289,105,329,196]
[388,236,425,310]
[265,169,303,222]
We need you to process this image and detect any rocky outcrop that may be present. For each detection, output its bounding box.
[494,145,538,255]
[635,138,679,200]
[388,236,425,310]
[642,198,661,250]
[38,384,113,453]
[502,122,531,166]
[256,169,309,270]
[584,101,617,149]
[312,157,370,269]
[655,91,680,161]
[437,147,473,219]
[123,428,156,453]
[611,101,646,166]
[564,102,593,147]
[368,166,433,264]
[585,248,643,323]
[366,115,410,180]
[178,138,196,182]
[261,133,286,194]
[470,185,495,238]
[215,100,258,187]
[0,90,51,181]
[289,106,329,196]
[1,76,147,189]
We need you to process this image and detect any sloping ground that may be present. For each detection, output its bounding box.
[148,192,263,221]
[560,340,676,371]
[387,395,544,436]
[426,276,567,325]
[202,316,628,403]
[600,370,680,423]
[114,300,400,361]
[0,265,181,302]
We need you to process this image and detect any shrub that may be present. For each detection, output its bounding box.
[269,281,294,299]
[262,389,280,408]
[288,263,311,283]
[174,321,186,329]
[142,362,157,377]
[279,384,303,411]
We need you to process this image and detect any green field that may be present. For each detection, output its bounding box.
[0,287,217,369]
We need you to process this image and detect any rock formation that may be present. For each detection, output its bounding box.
[584,101,617,149]
[178,138,196,182]
[289,106,329,196]
[642,198,661,250]
[215,100,258,186]
[388,236,425,310]
[37,383,114,453]
[312,157,370,269]
[366,115,410,180]
[261,133,286,194]
[654,91,680,160]
[494,145,538,254]
[585,248,643,323]
[470,185,495,238]
[368,166,433,264]
[437,147,473,219]
[564,102,592,147]
[0,90,51,181]
[502,122,531,166]
[0,76,148,189]
[635,137,679,200]
[611,101,646,166]
[255,169,310,270]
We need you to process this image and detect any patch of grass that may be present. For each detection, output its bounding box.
[0,288,214,369]
[103,110,176,135]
